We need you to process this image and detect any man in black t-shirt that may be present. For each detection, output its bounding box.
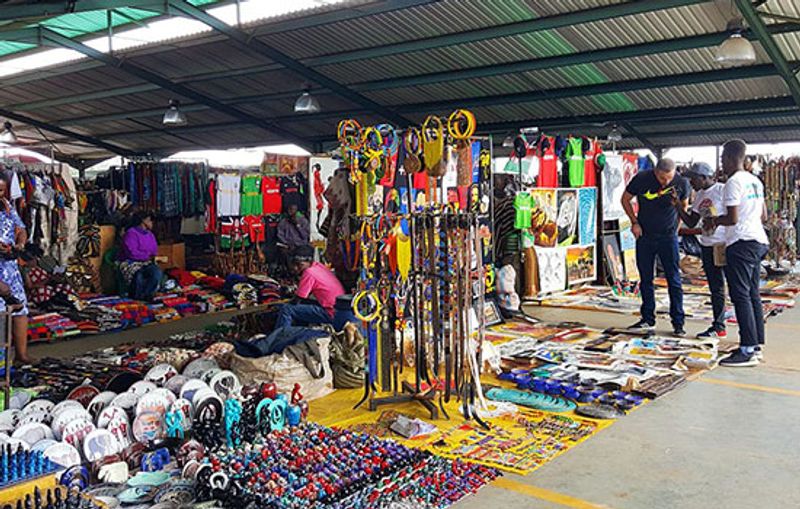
[621,158,690,336]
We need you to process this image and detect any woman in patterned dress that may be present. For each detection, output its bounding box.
[0,174,30,363]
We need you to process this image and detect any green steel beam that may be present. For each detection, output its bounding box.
[355,23,800,92]
[0,106,135,155]
[167,0,412,126]
[53,62,789,129]
[477,97,797,133]
[37,27,313,148]
[110,98,795,142]
[645,123,800,139]
[300,0,707,65]
[0,1,167,22]
[735,0,800,108]
[620,122,659,152]
[15,21,800,113]
[393,63,782,113]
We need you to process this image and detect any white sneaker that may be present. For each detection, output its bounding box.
[755,347,764,362]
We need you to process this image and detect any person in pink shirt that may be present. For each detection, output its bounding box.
[275,245,345,328]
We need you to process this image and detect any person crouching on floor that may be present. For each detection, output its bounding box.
[673,162,728,339]
[706,139,769,367]
[276,245,345,329]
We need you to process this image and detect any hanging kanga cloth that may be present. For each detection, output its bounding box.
[240,174,263,216]
[206,178,217,233]
[216,174,241,217]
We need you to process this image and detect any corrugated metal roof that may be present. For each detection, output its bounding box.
[0,0,799,160]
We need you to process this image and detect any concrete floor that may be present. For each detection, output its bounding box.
[29,302,800,509]
[456,304,800,509]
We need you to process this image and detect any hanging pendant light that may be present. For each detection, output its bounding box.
[607,125,623,143]
[294,87,320,114]
[162,99,187,126]
[502,134,514,148]
[716,18,756,66]
[0,122,17,144]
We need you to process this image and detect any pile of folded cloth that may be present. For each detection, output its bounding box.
[27,312,81,342]
[149,303,182,322]
[86,296,156,328]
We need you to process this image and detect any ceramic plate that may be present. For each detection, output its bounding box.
[52,407,91,440]
[22,399,54,417]
[209,370,240,399]
[129,381,158,396]
[132,411,163,443]
[17,410,50,426]
[182,357,218,379]
[9,391,31,410]
[61,419,96,450]
[136,391,170,417]
[66,384,100,407]
[88,391,117,418]
[12,422,53,446]
[179,379,209,402]
[110,391,140,411]
[97,405,128,429]
[164,375,187,395]
[31,438,57,453]
[43,442,81,467]
[50,400,83,419]
[145,364,178,386]
[105,412,132,450]
[83,428,120,461]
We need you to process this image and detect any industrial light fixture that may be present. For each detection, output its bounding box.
[0,122,17,144]
[716,18,756,66]
[502,134,514,148]
[294,86,320,114]
[162,99,187,126]
[607,125,623,143]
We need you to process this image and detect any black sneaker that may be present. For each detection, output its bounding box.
[672,326,686,337]
[627,319,655,332]
[719,350,759,368]
[696,326,727,339]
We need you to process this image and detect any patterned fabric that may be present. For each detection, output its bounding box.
[118,260,152,286]
[76,224,101,257]
[159,164,181,217]
[0,207,27,316]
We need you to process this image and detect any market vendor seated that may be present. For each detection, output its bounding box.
[276,245,345,328]
[118,212,163,302]
[277,203,310,250]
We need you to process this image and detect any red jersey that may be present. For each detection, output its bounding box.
[583,138,600,187]
[243,215,265,243]
[262,176,282,214]
[537,135,558,188]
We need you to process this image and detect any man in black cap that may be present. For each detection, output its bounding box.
[275,245,345,328]
[674,162,728,339]
[621,158,690,336]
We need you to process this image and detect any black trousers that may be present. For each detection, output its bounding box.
[700,245,727,331]
[724,240,769,347]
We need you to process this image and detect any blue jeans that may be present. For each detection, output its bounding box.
[636,234,684,326]
[724,240,769,347]
[700,246,727,331]
[131,264,162,301]
[275,303,333,328]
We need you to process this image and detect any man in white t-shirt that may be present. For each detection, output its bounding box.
[674,162,727,339]
[707,139,769,367]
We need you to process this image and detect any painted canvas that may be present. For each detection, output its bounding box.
[603,234,624,283]
[578,187,597,245]
[623,249,639,281]
[536,247,567,294]
[557,189,578,246]
[309,157,340,242]
[566,245,596,285]
[619,219,637,251]
[530,189,557,247]
[602,154,625,221]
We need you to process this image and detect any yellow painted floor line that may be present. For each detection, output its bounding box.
[699,377,800,397]
[493,478,612,509]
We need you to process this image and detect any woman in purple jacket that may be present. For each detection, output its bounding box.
[118,212,162,301]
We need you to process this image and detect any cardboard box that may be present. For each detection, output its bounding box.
[157,242,185,270]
